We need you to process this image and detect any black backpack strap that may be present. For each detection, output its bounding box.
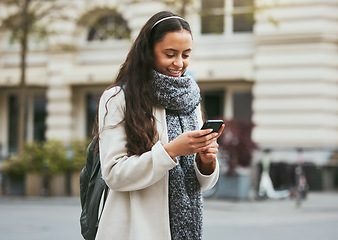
[96,184,109,227]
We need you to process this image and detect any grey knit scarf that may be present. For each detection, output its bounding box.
[152,70,203,240]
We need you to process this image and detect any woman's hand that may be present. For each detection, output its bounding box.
[197,124,225,174]
[164,124,225,160]
[199,140,219,163]
[163,129,218,159]
[199,124,225,163]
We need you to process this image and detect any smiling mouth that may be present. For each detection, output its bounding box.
[168,69,181,74]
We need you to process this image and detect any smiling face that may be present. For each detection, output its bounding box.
[153,29,192,77]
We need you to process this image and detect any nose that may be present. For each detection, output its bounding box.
[173,56,183,68]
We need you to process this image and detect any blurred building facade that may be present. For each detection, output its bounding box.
[0,0,337,188]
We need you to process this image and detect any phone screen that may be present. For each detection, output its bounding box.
[201,120,224,133]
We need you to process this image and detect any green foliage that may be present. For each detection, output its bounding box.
[22,141,45,173]
[2,141,44,178]
[2,138,92,177]
[43,139,69,175]
[2,155,26,179]
[71,138,91,171]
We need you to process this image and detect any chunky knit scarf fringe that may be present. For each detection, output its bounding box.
[152,70,203,240]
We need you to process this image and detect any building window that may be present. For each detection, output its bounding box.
[201,0,253,35]
[233,0,254,32]
[201,0,224,34]
[233,91,252,121]
[33,94,47,142]
[8,95,20,154]
[8,93,46,154]
[201,90,225,119]
[87,14,131,41]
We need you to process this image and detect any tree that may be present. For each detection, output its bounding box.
[164,0,193,17]
[129,0,193,18]
[218,119,256,175]
[0,0,69,156]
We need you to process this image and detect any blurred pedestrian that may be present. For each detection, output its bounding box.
[295,148,308,207]
[93,11,224,240]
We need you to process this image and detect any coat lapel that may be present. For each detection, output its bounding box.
[153,104,202,145]
[153,107,169,144]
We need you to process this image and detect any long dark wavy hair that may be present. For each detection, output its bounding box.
[92,11,192,156]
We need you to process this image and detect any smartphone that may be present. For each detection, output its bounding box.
[201,120,224,133]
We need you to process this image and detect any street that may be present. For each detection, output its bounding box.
[0,192,337,240]
[203,193,338,240]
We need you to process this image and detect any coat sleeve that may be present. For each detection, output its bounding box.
[98,87,177,192]
[194,104,220,191]
[194,160,220,191]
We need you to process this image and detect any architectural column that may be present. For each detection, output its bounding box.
[45,53,74,144]
[45,4,76,145]
[0,90,8,157]
[252,0,338,163]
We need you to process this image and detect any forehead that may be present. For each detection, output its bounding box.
[155,30,192,49]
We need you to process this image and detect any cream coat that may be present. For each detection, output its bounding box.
[96,87,219,240]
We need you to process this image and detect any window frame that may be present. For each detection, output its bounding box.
[200,0,254,37]
[87,14,131,42]
[5,89,46,156]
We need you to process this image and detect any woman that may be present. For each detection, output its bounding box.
[95,11,224,240]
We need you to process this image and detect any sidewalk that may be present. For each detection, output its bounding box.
[203,192,338,240]
[0,192,337,240]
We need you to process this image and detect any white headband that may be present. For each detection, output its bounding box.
[151,16,185,30]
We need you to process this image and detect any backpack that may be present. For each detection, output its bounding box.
[80,137,108,240]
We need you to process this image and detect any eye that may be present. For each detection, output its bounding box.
[166,54,174,58]
[183,54,190,59]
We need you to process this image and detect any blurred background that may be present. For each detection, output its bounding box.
[0,0,337,239]
[0,0,337,205]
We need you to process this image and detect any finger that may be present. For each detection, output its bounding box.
[189,129,214,138]
[199,140,219,152]
[194,137,216,150]
[200,152,217,162]
[200,141,219,154]
[204,147,218,154]
[216,124,225,139]
[195,129,213,137]
[195,136,219,151]
[195,132,218,144]
[201,144,218,153]
[202,137,217,147]
[196,144,212,153]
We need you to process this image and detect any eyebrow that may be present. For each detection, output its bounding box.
[165,48,192,52]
